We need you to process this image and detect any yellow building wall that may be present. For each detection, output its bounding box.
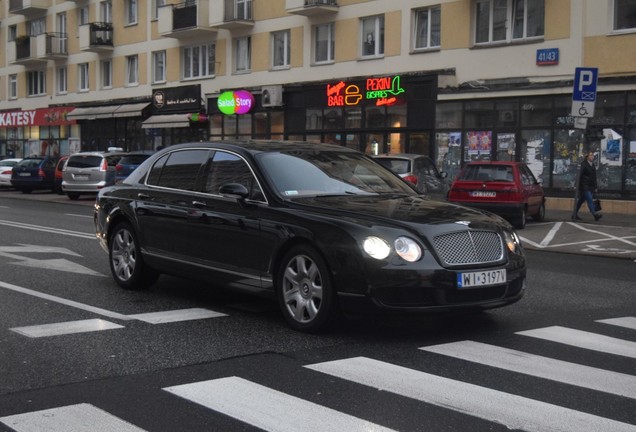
[112,4,147,45]
[255,0,287,20]
[166,46,181,82]
[216,38,227,77]
[440,1,471,50]
[112,57,124,89]
[252,33,269,72]
[545,0,570,40]
[585,34,636,74]
[384,10,401,57]
[291,26,304,68]
[138,52,147,86]
[335,18,359,62]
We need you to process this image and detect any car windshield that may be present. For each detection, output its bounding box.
[120,154,151,165]
[0,160,18,167]
[256,150,416,198]
[460,165,514,182]
[68,155,103,168]
[375,158,411,175]
[16,158,44,168]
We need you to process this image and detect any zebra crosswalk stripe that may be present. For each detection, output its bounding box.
[306,356,636,432]
[164,376,397,432]
[517,326,636,358]
[597,317,636,330]
[420,340,636,399]
[0,403,147,432]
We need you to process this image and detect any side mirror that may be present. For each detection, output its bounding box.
[219,183,249,199]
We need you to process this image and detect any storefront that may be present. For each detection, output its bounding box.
[0,107,77,159]
[142,84,209,148]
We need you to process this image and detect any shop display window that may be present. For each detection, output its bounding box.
[521,130,550,186]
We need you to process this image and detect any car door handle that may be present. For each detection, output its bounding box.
[192,200,207,208]
[137,192,151,200]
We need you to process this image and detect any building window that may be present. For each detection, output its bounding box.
[126,55,139,86]
[413,6,441,50]
[78,7,89,26]
[27,71,46,96]
[101,1,113,23]
[126,0,138,25]
[9,25,17,42]
[235,0,252,20]
[28,18,46,36]
[152,0,166,20]
[101,59,112,88]
[314,23,334,64]
[361,15,384,57]
[475,0,544,44]
[78,63,89,92]
[235,36,251,73]
[153,50,166,83]
[614,0,636,31]
[183,44,215,79]
[9,74,18,99]
[57,67,67,94]
[272,30,290,69]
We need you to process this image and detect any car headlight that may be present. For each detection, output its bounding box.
[394,236,422,262]
[363,236,423,262]
[363,236,391,260]
[503,230,523,254]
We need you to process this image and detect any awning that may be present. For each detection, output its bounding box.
[67,103,150,120]
[142,113,191,129]
[113,103,150,118]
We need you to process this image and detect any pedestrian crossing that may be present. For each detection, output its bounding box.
[1,316,635,432]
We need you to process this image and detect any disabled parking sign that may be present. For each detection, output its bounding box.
[571,67,598,118]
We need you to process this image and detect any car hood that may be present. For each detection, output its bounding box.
[287,195,510,231]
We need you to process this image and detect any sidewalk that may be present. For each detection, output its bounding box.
[520,209,636,260]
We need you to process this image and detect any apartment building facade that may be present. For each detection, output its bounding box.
[1,0,635,201]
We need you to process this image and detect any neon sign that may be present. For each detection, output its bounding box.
[326,75,405,107]
[217,90,255,115]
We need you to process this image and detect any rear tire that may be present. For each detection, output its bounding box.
[109,221,159,290]
[21,189,32,194]
[276,245,337,333]
[532,202,545,222]
[67,192,80,200]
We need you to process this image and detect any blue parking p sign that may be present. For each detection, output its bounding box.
[571,67,598,118]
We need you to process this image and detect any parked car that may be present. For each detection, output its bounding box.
[10,156,59,193]
[115,150,155,184]
[62,150,126,200]
[0,158,22,188]
[374,153,449,200]
[95,140,526,332]
[53,156,69,194]
[447,161,545,229]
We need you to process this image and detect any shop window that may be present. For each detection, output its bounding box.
[271,112,284,136]
[465,131,492,161]
[306,109,323,130]
[272,30,290,70]
[475,0,544,45]
[387,105,407,129]
[324,108,343,129]
[629,92,636,124]
[361,15,384,57]
[345,107,362,129]
[413,6,441,50]
[520,130,549,185]
[238,114,252,135]
[314,23,335,64]
[27,70,46,96]
[436,132,462,179]
[465,100,496,128]
[409,132,430,155]
[521,96,552,126]
[496,100,518,126]
[552,129,584,190]
[592,126,624,191]
[614,0,636,31]
[590,93,625,127]
[495,132,516,161]
[436,102,462,128]
[626,127,636,190]
[366,107,386,128]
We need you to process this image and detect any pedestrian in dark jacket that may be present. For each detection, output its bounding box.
[573,151,602,221]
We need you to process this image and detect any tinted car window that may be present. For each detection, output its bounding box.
[376,159,411,175]
[16,158,44,168]
[460,165,513,182]
[203,151,263,200]
[67,155,103,168]
[148,149,209,190]
[119,154,151,165]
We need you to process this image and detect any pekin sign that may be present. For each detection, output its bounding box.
[217,90,255,115]
[327,75,405,107]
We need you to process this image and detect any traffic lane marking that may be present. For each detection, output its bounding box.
[11,319,124,338]
[0,219,94,239]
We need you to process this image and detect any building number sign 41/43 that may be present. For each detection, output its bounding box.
[536,48,559,66]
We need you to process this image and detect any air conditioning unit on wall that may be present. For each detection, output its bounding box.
[261,85,283,107]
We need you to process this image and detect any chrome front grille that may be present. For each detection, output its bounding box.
[433,230,504,266]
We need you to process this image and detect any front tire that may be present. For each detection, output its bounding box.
[515,207,527,229]
[109,221,158,290]
[276,245,337,333]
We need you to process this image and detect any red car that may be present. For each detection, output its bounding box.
[448,161,545,229]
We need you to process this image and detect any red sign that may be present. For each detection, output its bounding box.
[0,107,76,127]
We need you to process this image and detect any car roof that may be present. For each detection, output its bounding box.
[374,153,433,160]
[465,161,523,166]
[69,151,126,157]
[160,140,358,156]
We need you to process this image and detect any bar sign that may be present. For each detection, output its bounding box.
[536,48,559,66]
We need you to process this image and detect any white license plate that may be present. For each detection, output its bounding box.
[74,175,89,180]
[457,269,506,288]
[18,172,30,177]
[471,191,496,197]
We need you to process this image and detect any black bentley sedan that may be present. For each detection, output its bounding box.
[95,140,526,332]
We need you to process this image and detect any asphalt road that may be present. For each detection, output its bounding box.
[0,191,634,432]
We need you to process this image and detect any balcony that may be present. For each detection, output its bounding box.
[79,22,114,53]
[8,36,47,66]
[286,0,338,16]
[210,0,254,30]
[9,0,50,16]
[35,33,68,60]
[158,1,216,39]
